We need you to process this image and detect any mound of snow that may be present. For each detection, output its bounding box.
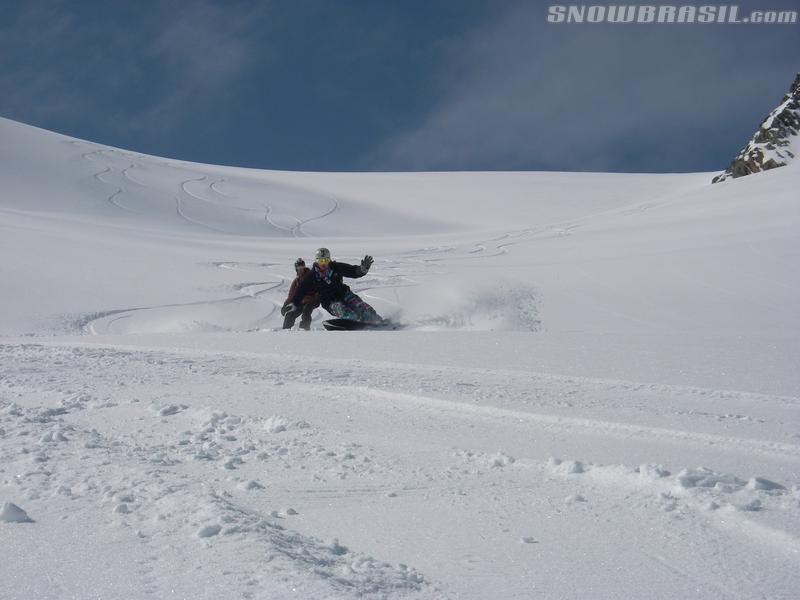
[264,415,290,433]
[636,464,671,479]
[548,457,586,474]
[0,502,33,523]
[263,415,310,433]
[39,430,69,443]
[746,477,785,491]
[327,539,349,556]
[734,497,762,512]
[197,524,222,538]
[489,452,516,468]
[676,467,746,490]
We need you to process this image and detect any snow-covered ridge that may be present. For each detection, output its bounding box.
[713,72,800,182]
[0,116,699,237]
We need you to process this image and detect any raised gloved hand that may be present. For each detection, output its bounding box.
[360,255,374,275]
[281,302,298,316]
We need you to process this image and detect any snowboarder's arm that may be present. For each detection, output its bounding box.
[334,256,373,279]
[332,261,363,278]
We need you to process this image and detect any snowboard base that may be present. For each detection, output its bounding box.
[322,318,402,331]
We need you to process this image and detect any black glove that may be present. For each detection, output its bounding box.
[281,302,298,316]
[360,255,374,274]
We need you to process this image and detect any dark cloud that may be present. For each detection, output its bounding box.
[0,1,797,172]
[0,2,79,121]
[0,1,268,137]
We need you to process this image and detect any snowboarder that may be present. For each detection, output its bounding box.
[280,258,320,330]
[285,248,383,324]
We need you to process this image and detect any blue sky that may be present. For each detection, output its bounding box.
[1,0,798,172]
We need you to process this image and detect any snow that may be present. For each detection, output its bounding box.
[196,524,222,538]
[1,116,799,598]
[0,502,33,523]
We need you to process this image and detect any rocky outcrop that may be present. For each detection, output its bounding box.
[713,72,800,183]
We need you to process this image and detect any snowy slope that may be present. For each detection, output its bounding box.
[1,117,799,599]
[3,116,798,342]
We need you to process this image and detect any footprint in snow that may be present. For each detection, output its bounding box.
[238,480,263,491]
[157,404,187,417]
[565,494,587,504]
[197,524,222,538]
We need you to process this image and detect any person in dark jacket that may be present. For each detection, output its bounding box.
[285,247,383,324]
[281,258,320,330]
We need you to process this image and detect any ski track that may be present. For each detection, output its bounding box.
[106,187,136,214]
[82,278,285,335]
[180,175,340,238]
[293,197,340,237]
[121,163,146,187]
[174,196,229,234]
[264,204,299,237]
[179,175,211,202]
[181,175,270,216]
[209,178,235,198]
[76,144,293,234]
[399,185,699,266]
[316,384,800,461]
[92,167,137,214]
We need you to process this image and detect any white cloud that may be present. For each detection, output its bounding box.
[137,1,268,129]
[367,2,799,171]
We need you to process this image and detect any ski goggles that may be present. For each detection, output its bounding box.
[316,258,331,266]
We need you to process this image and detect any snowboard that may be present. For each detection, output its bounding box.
[322,318,402,331]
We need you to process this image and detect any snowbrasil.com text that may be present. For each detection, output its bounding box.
[547,5,798,24]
